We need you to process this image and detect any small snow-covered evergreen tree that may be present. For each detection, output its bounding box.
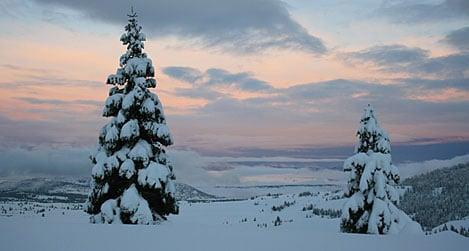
[340,104,400,234]
[85,9,178,224]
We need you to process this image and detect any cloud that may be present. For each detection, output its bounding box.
[169,149,239,186]
[410,53,469,78]
[3,59,469,154]
[162,66,203,83]
[0,146,307,187]
[2,145,467,189]
[164,66,275,92]
[1,64,52,74]
[32,0,327,54]
[284,79,388,100]
[342,45,429,67]
[399,78,469,91]
[0,64,103,90]
[2,74,469,180]
[204,68,274,92]
[165,67,396,103]
[0,77,102,91]
[443,26,469,51]
[163,66,275,96]
[0,145,343,187]
[171,73,469,149]
[164,66,469,127]
[198,96,286,119]
[0,146,220,185]
[172,87,223,101]
[170,149,344,186]
[0,146,91,176]
[15,97,101,106]
[342,44,469,78]
[175,152,469,187]
[376,0,469,23]
[0,110,100,149]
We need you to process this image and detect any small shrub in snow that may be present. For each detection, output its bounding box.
[298,191,316,197]
[271,201,296,212]
[302,204,341,218]
[274,216,282,226]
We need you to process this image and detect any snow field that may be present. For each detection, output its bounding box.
[1,189,467,251]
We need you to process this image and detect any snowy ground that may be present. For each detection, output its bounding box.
[0,186,467,251]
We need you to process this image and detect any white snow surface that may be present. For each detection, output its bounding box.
[137,161,170,189]
[128,139,153,164]
[120,119,140,140]
[433,219,469,233]
[140,97,156,114]
[100,199,121,223]
[120,184,141,213]
[119,158,136,178]
[399,154,469,179]
[0,186,467,251]
[124,57,151,77]
[120,184,154,224]
[104,124,119,144]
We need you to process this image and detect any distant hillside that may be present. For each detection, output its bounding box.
[174,183,218,201]
[400,163,469,230]
[0,177,217,203]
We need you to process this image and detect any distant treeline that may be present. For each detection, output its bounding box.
[400,163,469,230]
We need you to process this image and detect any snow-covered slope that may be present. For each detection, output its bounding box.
[433,219,469,236]
[174,183,218,201]
[1,187,467,251]
[400,163,469,230]
[398,154,469,179]
[0,155,468,250]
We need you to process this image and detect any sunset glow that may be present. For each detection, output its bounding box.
[1,0,468,153]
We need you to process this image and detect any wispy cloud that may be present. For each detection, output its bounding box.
[162,67,469,149]
[341,44,469,78]
[376,0,469,23]
[0,64,102,90]
[15,97,101,106]
[0,146,91,176]
[0,114,98,148]
[163,66,275,98]
[163,66,203,83]
[341,45,429,67]
[172,87,223,101]
[443,26,469,51]
[31,0,327,54]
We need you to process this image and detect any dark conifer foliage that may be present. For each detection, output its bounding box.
[341,105,400,234]
[86,9,178,224]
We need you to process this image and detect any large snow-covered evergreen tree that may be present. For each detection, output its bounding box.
[340,104,400,234]
[85,9,178,224]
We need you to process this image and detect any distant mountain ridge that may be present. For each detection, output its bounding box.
[0,177,217,203]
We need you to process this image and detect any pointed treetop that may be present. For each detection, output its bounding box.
[128,6,137,18]
[359,103,378,135]
[115,8,148,66]
[361,104,375,121]
[355,104,391,154]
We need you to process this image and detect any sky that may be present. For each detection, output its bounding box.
[0,0,468,178]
